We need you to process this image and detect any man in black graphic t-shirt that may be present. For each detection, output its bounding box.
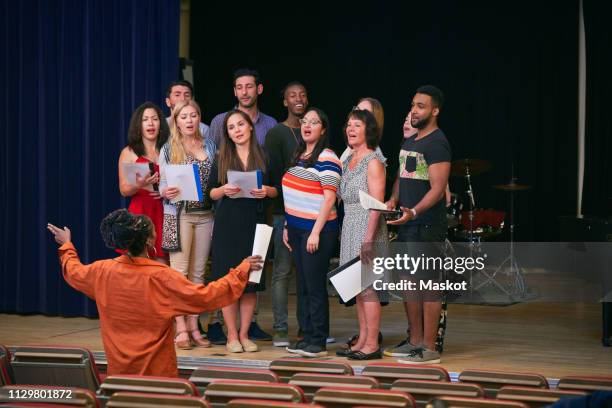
[386,85,451,364]
[397,129,451,227]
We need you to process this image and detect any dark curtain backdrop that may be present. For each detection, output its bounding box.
[583,1,612,217]
[191,0,580,242]
[0,0,180,316]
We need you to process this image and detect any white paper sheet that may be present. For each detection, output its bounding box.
[227,170,262,199]
[359,190,388,210]
[328,258,363,303]
[249,223,273,283]
[122,162,154,191]
[165,164,203,203]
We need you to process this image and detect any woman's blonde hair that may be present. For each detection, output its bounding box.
[358,97,384,138]
[169,100,203,164]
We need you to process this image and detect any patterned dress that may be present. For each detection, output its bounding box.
[338,151,388,266]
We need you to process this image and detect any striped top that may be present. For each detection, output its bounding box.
[282,148,342,231]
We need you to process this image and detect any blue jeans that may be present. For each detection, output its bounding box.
[271,215,301,332]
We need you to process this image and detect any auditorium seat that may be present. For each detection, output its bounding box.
[268,359,353,383]
[312,386,416,408]
[0,346,13,386]
[105,391,209,407]
[391,379,484,407]
[189,366,278,393]
[226,399,322,408]
[556,375,612,392]
[496,386,586,407]
[97,374,198,405]
[288,373,379,401]
[458,369,548,398]
[0,385,99,407]
[178,366,198,380]
[361,362,450,389]
[427,396,528,408]
[203,380,305,408]
[10,346,101,392]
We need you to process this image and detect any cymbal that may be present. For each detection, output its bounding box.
[451,158,491,176]
[493,182,532,191]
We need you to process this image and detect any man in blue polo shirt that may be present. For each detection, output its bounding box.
[208,68,277,147]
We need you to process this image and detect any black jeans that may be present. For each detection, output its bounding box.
[397,222,447,243]
[288,226,338,347]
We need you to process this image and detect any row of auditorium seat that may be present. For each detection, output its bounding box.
[1,344,611,408]
[2,383,587,408]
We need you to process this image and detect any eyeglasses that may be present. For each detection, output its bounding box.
[352,106,362,111]
[300,118,322,126]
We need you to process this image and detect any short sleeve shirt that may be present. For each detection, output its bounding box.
[399,129,451,226]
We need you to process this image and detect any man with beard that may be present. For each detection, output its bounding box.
[206,68,277,344]
[264,81,308,346]
[385,85,451,364]
[208,68,277,147]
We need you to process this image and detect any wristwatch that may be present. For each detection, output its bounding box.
[409,208,417,218]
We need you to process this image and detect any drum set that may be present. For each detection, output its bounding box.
[446,159,532,299]
[447,158,530,242]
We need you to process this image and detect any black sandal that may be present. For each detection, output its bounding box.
[345,332,383,347]
[341,334,359,349]
[348,348,382,360]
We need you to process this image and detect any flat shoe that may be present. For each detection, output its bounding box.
[241,339,259,352]
[335,347,353,357]
[348,348,382,360]
[226,340,244,353]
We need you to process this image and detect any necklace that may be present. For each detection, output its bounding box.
[183,136,201,154]
[188,136,200,147]
[349,149,370,170]
[283,122,299,145]
[288,127,299,144]
[143,149,158,163]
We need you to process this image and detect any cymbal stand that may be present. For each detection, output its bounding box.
[474,177,526,298]
[464,163,479,296]
[464,163,476,243]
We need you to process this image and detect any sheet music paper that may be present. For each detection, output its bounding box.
[249,223,273,283]
[359,190,388,210]
[122,163,154,191]
[165,164,203,203]
[227,170,262,198]
[327,257,363,303]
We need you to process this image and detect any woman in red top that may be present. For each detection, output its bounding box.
[118,102,169,263]
[47,210,262,377]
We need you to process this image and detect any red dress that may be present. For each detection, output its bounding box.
[127,157,165,258]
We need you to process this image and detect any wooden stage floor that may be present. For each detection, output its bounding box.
[1,298,610,379]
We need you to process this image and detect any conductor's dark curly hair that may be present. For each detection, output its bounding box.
[99,209,153,256]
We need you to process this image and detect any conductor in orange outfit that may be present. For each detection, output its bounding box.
[47,209,262,377]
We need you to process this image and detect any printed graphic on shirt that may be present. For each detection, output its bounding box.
[399,149,429,180]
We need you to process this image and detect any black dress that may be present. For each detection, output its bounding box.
[208,154,279,293]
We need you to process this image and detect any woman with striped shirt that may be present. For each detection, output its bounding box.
[282,107,342,358]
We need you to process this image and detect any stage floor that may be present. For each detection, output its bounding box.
[1,298,610,379]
